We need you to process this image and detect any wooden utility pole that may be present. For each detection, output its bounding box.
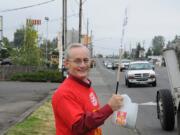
[85,18,89,46]
[62,0,67,51]
[87,18,89,38]
[61,0,67,81]
[64,0,67,48]
[79,0,82,43]
[0,16,3,42]
[90,30,93,57]
[62,0,65,51]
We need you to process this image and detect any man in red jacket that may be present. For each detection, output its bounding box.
[52,43,123,135]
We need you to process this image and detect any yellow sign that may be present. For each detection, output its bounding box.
[26,19,41,26]
[82,35,91,46]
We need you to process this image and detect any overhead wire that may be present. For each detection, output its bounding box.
[69,0,78,19]
[0,0,55,13]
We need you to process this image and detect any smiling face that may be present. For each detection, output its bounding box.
[64,45,91,81]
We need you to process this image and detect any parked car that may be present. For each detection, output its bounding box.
[106,62,113,69]
[90,59,96,68]
[112,60,119,70]
[125,61,156,87]
[1,58,12,65]
[103,60,109,67]
[120,59,131,71]
[149,62,155,70]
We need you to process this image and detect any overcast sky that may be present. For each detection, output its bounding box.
[1,0,180,55]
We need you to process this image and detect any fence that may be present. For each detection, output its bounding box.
[0,65,46,80]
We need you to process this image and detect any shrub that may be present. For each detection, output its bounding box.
[11,70,62,82]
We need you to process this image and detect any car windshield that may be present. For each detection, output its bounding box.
[122,60,130,63]
[129,63,152,70]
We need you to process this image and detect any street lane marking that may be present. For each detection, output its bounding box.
[138,102,156,106]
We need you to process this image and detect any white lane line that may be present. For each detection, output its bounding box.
[138,102,157,106]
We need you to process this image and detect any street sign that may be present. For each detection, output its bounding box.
[26,19,41,26]
[82,35,91,46]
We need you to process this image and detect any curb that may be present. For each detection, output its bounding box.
[1,89,55,135]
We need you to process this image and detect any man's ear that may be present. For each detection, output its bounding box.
[64,59,69,69]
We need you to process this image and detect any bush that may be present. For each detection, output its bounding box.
[11,70,62,82]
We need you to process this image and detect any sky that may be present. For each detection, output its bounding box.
[1,0,180,55]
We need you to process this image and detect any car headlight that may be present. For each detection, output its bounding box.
[128,74,134,79]
[149,74,155,78]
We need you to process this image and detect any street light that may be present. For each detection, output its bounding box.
[44,17,49,64]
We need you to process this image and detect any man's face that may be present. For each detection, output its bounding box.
[65,47,91,81]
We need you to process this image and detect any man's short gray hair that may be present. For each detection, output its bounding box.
[64,43,89,59]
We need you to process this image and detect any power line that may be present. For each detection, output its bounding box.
[0,0,55,13]
[74,0,87,5]
[82,0,87,5]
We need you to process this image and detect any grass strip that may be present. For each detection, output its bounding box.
[5,99,55,135]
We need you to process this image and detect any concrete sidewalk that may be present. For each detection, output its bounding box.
[90,68,139,135]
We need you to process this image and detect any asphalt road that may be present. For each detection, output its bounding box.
[0,58,178,135]
[92,58,178,135]
[0,81,59,135]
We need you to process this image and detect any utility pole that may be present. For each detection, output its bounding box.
[0,16,3,42]
[85,18,89,46]
[78,0,82,43]
[62,0,67,51]
[87,18,89,38]
[90,30,93,57]
[44,17,49,63]
[62,0,65,51]
[61,0,67,81]
[64,0,67,48]
[0,16,3,56]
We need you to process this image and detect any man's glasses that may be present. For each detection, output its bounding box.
[68,58,91,65]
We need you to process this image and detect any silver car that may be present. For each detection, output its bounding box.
[125,61,156,87]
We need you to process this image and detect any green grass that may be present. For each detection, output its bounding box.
[5,99,55,135]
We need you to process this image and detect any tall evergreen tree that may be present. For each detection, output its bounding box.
[135,42,141,59]
[152,36,165,55]
[146,48,152,58]
[14,28,25,48]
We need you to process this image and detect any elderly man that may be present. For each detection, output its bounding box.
[52,43,123,135]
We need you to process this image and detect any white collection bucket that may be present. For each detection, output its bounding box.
[112,94,138,129]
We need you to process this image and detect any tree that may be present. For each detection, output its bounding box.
[135,42,142,59]
[14,28,25,48]
[39,37,58,60]
[123,51,129,59]
[12,24,43,66]
[51,38,58,50]
[0,37,12,59]
[152,36,165,55]
[146,48,152,58]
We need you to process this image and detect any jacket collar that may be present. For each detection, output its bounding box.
[68,74,91,88]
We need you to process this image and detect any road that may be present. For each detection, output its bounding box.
[0,58,177,135]
[91,58,177,135]
[0,82,59,135]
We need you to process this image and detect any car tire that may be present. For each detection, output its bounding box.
[156,89,175,131]
[177,106,180,135]
[152,80,157,87]
[125,79,128,86]
[126,80,132,88]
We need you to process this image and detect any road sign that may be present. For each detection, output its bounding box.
[26,19,41,26]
